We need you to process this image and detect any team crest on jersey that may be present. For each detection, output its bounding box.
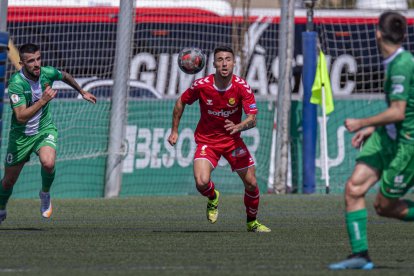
[6,153,13,164]
[227,98,236,107]
[46,134,55,141]
[11,94,20,104]
[45,134,56,146]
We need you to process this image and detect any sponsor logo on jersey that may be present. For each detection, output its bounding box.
[24,91,31,94]
[394,175,406,188]
[391,84,404,94]
[232,147,247,157]
[11,94,20,104]
[200,145,208,156]
[206,99,213,105]
[387,188,403,194]
[391,75,405,84]
[207,107,238,118]
[227,98,236,107]
[249,104,257,109]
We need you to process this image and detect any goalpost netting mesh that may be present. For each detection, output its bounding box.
[5,0,412,197]
[3,0,277,197]
[308,0,414,193]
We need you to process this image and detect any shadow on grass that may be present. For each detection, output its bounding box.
[375,265,411,270]
[152,230,241,233]
[0,227,44,231]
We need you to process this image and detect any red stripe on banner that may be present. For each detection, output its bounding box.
[6,7,414,24]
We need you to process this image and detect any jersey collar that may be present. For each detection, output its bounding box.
[383,47,404,68]
[19,69,40,85]
[213,75,233,92]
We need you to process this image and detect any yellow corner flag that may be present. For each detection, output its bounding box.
[311,50,334,114]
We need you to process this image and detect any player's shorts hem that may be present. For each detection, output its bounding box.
[355,160,381,174]
[379,184,403,199]
[233,163,255,172]
[194,158,215,169]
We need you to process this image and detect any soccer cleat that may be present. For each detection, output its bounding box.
[247,220,271,233]
[206,190,220,223]
[329,251,374,270]
[39,191,53,218]
[0,210,6,225]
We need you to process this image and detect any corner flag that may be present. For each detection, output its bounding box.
[311,50,334,114]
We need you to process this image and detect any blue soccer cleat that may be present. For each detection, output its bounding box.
[0,210,6,225]
[39,191,53,218]
[329,251,374,270]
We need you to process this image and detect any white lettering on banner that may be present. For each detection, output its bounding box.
[128,17,358,96]
[176,128,196,167]
[122,126,260,172]
[268,56,299,96]
[330,54,356,96]
[246,54,268,95]
[123,125,137,173]
[156,53,169,94]
[135,128,151,169]
[130,53,156,87]
[163,128,175,168]
[315,117,346,179]
[150,128,165,168]
[130,52,356,96]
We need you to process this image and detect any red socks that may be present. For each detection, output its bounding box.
[196,181,216,200]
[244,187,260,221]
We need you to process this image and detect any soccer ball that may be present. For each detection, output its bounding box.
[177,47,206,74]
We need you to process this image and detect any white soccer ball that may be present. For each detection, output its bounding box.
[177,47,206,75]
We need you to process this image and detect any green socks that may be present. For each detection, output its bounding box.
[402,200,414,221]
[0,180,13,210]
[41,167,55,193]
[346,208,368,254]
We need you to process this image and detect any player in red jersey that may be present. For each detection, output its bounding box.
[168,46,270,232]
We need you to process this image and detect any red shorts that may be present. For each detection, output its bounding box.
[194,139,255,171]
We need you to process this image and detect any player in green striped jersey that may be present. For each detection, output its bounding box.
[330,12,414,270]
[0,43,96,224]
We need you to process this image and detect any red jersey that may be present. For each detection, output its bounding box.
[180,74,258,146]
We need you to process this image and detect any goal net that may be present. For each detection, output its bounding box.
[306,0,414,193]
[3,0,277,197]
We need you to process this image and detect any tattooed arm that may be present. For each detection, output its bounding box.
[224,114,256,135]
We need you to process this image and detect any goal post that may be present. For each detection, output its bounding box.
[104,0,136,198]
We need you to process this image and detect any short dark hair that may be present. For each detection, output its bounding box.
[19,43,40,59]
[378,11,406,44]
[213,45,234,57]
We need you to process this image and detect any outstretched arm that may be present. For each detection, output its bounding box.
[224,113,257,135]
[61,71,97,104]
[345,100,406,132]
[168,97,186,146]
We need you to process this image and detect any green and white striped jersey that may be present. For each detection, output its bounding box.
[7,66,63,136]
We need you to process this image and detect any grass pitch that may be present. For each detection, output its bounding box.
[1,194,414,275]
